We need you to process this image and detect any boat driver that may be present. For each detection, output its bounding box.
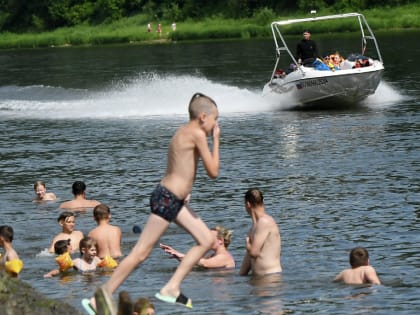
[296,30,319,65]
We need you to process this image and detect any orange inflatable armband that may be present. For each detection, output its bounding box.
[97,255,118,269]
[55,252,74,272]
[5,259,24,276]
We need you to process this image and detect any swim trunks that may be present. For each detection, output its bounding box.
[150,184,184,222]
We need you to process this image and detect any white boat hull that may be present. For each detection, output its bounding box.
[263,61,384,108]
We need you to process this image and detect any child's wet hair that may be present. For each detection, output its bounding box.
[57,211,75,222]
[79,236,97,255]
[188,92,218,119]
[54,239,70,255]
[349,247,369,268]
[93,204,110,221]
[0,225,14,242]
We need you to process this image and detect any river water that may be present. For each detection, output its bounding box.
[0,31,419,314]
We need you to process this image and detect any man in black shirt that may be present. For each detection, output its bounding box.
[296,30,318,64]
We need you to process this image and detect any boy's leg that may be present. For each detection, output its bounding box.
[103,214,169,295]
[158,205,214,298]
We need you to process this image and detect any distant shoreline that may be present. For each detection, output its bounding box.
[0,4,419,50]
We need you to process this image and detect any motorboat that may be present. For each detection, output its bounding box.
[262,13,384,109]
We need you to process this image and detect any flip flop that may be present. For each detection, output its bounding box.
[81,298,96,315]
[155,292,193,309]
[95,285,117,315]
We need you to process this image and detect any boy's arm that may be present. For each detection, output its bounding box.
[239,252,251,276]
[195,124,220,179]
[334,271,343,282]
[366,267,381,284]
[44,269,60,278]
[48,236,57,253]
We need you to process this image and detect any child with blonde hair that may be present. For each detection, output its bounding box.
[73,237,102,272]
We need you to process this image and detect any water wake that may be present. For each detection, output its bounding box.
[0,74,403,119]
[0,74,269,119]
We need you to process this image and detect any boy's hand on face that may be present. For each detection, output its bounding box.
[212,123,220,139]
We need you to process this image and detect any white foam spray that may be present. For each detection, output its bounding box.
[0,74,404,119]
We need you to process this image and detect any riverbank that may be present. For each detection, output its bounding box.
[0,4,419,49]
[0,272,82,315]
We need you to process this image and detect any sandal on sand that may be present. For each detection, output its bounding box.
[155,292,193,309]
[81,298,96,315]
[95,285,117,315]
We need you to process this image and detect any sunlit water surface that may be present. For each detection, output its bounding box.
[0,32,419,314]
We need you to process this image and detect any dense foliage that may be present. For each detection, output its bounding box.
[0,0,414,32]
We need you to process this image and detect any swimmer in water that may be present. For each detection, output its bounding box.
[33,180,57,202]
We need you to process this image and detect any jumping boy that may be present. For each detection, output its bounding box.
[334,247,381,285]
[0,225,24,277]
[88,204,122,260]
[49,211,84,254]
[83,92,220,314]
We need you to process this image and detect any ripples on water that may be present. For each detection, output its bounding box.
[0,38,419,314]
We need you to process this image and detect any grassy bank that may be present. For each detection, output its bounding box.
[0,4,419,49]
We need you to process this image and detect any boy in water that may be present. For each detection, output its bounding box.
[60,181,100,210]
[0,225,23,277]
[84,92,220,313]
[33,180,57,202]
[334,247,381,285]
[49,211,84,254]
[88,204,122,261]
[44,239,73,277]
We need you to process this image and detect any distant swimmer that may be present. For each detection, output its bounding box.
[60,181,100,211]
[160,225,235,269]
[33,180,57,202]
[334,247,381,285]
[240,188,282,277]
[49,211,84,254]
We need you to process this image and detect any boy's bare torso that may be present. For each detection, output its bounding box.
[336,265,379,284]
[89,224,122,259]
[160,123,202,199]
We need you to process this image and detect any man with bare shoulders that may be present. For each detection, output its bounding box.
[83,92,220,314]
[60,181,100,210]
[88,204,122,260]
[240,188,282,277]
[334,247,381,285]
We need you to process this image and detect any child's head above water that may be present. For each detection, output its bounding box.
[349,247,370,268]
[0,225,14,243]
[79,236,98,255]
[93,204,111,222]
[54,239,71,255]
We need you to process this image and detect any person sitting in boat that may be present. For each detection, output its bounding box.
[324,52,343,71]
[296,30,319,65]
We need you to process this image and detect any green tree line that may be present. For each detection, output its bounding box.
[0,0,413,33]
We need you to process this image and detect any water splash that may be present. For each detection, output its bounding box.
[363,81,406,108]
[0,74,404,119]
[0,74,269,119]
